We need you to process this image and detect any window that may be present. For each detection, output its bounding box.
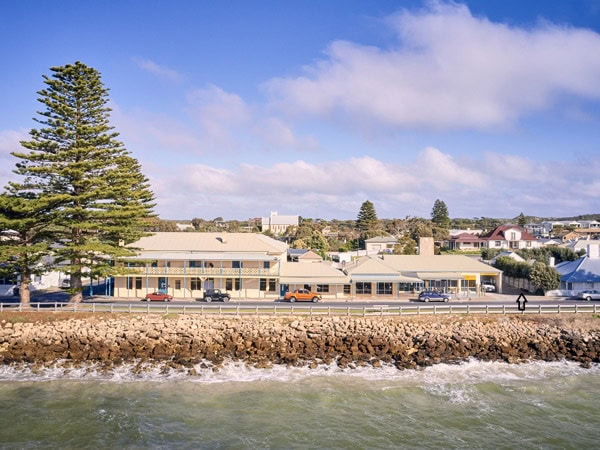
[356,282,372,295]
[127,277,133,289]
[317,284,329,293]
[175,280,181,290]
[232,261,242,269]
[344,284,351,295]
[226,278,241,291]
[135,277,142,290]
[527,241,532,248]
[189,260,201,268]
[0,276,15,285]
[377,282,392,295]
[190,277,202,290]
[260,279,276,291]
[263,261,270,269]
[495,241,501,247]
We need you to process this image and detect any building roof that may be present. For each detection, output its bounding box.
[480,225,538,241]
[298,250,323,261]
[347,257,421,282]
[128,232,288,256]
[451,233,484,243]
[555,256,600,283]
[365,236,397,243]
[378,255,501,274]
[279,262,349,284]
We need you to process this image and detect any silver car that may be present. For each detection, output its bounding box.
[578,289,600,301]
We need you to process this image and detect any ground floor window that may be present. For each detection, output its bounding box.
[317,284,329,293]
[344,284,351,295]
[0,276,16,285]
[377,282,393,295]
[260,278,277,292]
[191,277,202,290]
[356,282,372,295]
[175,279,181,290]
[226,278,242,291]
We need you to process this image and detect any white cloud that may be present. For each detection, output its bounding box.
[265,2,600,130]
[134,58,182,82]
[149,147,600,220]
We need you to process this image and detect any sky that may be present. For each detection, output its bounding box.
[1,0,600,222]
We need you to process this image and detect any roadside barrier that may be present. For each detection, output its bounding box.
[1,302,598,317]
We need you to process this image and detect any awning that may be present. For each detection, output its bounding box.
[279,277,349,284]
[416,272,464,280]
[351,274,421,283]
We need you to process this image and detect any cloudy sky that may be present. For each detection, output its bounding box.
[2,0,600,221]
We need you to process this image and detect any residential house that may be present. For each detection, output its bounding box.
[447,232,485,251]
[365,236,397,254]
[554,244,600,295]
[480,225,541,250]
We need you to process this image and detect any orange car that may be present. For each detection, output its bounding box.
[284,289,321,303]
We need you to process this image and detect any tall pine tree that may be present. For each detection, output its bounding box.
[10,61,155,303]
[356,200,381,245]
[431,199,450,229]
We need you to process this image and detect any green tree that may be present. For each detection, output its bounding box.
[528,262,561,294]
[517,212,527,227]
[356,200,381,243]
[11,61,155,303]
[431,199,450,229]
[0,194,57,305]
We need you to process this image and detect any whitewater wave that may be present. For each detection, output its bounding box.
[0,358,598,385]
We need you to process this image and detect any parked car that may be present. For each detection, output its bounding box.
[143,292,173,302]
[578,289,600,301]
[284,289,321,303]
[482,283,496,292]
[200,289,231,303]
[418,291,451,302]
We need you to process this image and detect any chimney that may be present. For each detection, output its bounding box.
[419,237,434,256]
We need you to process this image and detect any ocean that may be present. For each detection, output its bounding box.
[0,360,599,449]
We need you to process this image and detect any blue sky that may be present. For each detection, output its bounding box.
[2,1,600,221]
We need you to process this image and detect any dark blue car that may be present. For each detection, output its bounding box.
[418,291,451,302]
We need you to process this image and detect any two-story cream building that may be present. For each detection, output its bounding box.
[115,232,288,300]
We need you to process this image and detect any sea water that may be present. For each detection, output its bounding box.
[0,361,599,449]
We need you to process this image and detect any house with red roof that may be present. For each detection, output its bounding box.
[480,225,541,250]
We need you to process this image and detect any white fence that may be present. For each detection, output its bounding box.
[1,302,599,317]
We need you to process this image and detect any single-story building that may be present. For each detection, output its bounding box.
[554,244,600,295]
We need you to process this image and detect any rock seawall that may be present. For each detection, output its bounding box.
[1,314,599,370]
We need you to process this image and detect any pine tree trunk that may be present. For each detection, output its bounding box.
[69,275,83,303]
[19,280,31,306]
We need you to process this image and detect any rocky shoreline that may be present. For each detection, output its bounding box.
[1,313,599,371]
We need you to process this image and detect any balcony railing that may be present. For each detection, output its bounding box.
[123,266,280,277]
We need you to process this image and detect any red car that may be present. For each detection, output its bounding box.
[143,292,173,302]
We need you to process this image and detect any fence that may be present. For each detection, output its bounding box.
[1,302,598,317]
